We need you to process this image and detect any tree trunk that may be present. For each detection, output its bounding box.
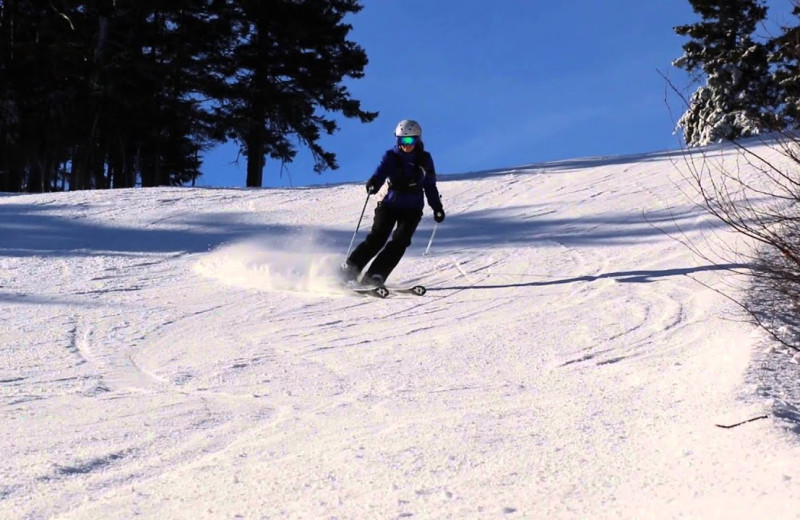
[2,148,25,192]
[26,161,41,193]
[245,135,265,188]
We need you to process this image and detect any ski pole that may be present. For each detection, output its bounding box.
[424,222,438,256]
[346,192,371,258]
[424,193,442,256]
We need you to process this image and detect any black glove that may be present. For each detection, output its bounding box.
[365,179,379,194]
[433,208,445,223]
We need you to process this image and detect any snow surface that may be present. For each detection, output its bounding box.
[3,142,800,519]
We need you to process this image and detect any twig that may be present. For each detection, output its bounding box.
[715,415,769,429]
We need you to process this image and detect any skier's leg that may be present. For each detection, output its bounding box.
[347,203,396,272]
[365,209,422,281]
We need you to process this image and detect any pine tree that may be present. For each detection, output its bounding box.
[768,4,800,129]
[0,1,375,192]
[674,0,776,146]
[215,0,377,188]
[0,1,85,192]
[74,1,223,189]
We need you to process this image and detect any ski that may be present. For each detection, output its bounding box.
[340,280,424,298]
[388,285,426,296]
[346,283,390,299]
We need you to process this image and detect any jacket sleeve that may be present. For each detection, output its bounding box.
[367,150,394,190]
[421,152,443,211]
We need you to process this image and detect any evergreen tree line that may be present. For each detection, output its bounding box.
[0,0,376,193]
[673,0,800,146]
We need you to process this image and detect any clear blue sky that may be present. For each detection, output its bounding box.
[197,1,790,189]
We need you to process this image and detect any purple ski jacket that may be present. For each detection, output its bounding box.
[367,143,443,212]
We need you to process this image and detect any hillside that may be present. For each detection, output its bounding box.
[2,143,800,519]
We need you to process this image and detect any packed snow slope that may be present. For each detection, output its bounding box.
[3,142,800,519]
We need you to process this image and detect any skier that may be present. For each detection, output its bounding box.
[341,119,445,286]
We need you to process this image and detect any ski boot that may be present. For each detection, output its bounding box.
[338,262,360,284]
[362,273,386,287]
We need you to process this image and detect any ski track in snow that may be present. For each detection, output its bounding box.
[2,144,800,518]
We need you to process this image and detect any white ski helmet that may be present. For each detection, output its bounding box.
[394,119,422,137]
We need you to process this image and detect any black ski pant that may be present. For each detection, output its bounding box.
[347,203,423,281]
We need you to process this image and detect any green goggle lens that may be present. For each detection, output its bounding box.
[398,136,418,146]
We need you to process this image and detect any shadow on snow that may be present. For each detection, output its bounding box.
[410,202,724,254]
[0,203,315,258]
[428,263,750,292]
[0,195,727,262]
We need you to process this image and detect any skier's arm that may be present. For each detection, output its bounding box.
[422,153,443,211]
[366,151,393,192]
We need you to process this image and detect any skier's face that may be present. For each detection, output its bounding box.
[397,135,418,153]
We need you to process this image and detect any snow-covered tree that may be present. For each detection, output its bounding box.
[673,0,776,146]
[769,4,800,129]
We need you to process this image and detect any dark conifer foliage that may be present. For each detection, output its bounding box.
[215,0,377,187]
[0,0,374,192]
[673,0,775,146]
[768,4,800,130]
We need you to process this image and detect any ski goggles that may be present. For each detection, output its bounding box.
[397,135,419,146]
